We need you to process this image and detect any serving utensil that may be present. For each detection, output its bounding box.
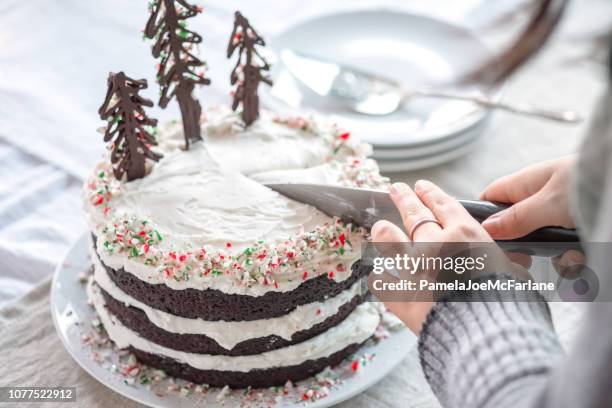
[281,49,582,123]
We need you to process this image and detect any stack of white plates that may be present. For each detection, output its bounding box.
[263,10,501,172]
[362,97,494,172]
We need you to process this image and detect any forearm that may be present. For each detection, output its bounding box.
[418,277,564,408]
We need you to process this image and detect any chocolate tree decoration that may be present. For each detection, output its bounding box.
[98,72,162,181]
[227,11,273,126]
[145,0,210,149]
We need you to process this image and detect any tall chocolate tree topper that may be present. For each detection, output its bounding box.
[145,0,210,149]
[98,72,163,181]
[227,11,273,126]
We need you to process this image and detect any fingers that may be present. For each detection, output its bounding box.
[480,160,554,203]
[505,251,533,269]
[414,180,474,227]
[371,220,413,262]
[552,250,586,278]
[481,192,557,239]
[389,183,442,240]
[371,220,409,243]
[383,301,434,335]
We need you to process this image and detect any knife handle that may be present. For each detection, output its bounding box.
[459,199,582,256]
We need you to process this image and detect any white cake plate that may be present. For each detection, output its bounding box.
[376,125,486,173]
[51,234,416,408]
[263,10,501,154]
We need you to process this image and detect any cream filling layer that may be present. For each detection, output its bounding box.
[91,248,364,350]
[88,279,380,372]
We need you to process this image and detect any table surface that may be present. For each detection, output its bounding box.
[0,0,610,406]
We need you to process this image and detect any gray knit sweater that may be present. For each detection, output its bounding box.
[418,86,612,408]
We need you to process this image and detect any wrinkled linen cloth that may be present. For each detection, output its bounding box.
[1,0,611,406]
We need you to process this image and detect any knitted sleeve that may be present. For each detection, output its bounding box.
[418,276,564,408]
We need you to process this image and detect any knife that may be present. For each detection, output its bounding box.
[266,183,581,257]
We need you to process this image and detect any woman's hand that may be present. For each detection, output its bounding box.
[371,180,496,334]
[480,156,576,239]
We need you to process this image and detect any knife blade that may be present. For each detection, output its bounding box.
[266,182,581,256]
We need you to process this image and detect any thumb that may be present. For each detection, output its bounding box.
[482,193,555,240]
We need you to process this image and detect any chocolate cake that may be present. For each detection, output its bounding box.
[83,107,389,388]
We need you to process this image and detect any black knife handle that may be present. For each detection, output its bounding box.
[459,199,582,256]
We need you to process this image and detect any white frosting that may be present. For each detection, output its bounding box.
[249,163,341,185]
[204,110,336,176]
[88,279,380,372]
[91,246,364,350]
[83,107,384,295]
[104,146,332,251]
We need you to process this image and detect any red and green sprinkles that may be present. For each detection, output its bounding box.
[334,157,389,189]
[271,114,318,133]
[271,113,389,188]
[271,114,358,160]
[101,218,164,266]
[99,215,365,287]
[87,163,121,216]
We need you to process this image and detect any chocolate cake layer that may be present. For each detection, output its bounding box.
[94,239,370,321]
[101,286,366,356]
[129,341,366,388]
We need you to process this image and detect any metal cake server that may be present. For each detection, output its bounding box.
[280,49,582,123]
[266,183,581,256]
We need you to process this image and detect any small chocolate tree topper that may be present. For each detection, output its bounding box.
[98,72,162,181]
[227,11,273,126]
[145,0,210,149]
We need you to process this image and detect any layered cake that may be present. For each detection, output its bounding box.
[83,107,389,388]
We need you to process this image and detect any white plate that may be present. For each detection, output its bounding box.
[51,235,416,408]
[264,10,500,149]
[372,114,489,160]
[377,127,485,173]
